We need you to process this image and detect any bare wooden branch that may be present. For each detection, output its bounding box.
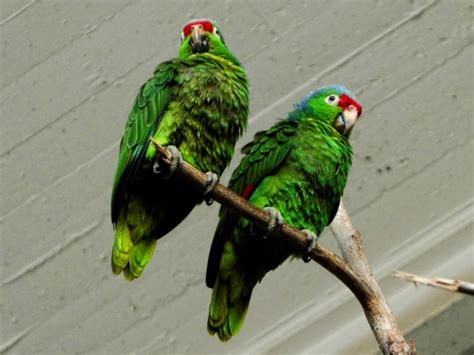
[330,204,416,354]
[394,270,474,296]
[151,138,416,354]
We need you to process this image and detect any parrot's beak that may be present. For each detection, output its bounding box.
[189,26,209,53]
[334,107,359,136]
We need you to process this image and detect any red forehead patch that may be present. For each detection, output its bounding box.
[182,20,214,37]
[339,94,362,116]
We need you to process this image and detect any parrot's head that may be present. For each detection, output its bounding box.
[289,86,363,137]
[179,19,238,64]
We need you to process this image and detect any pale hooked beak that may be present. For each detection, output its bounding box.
[190,26,209,53]
[192,26,203,44]
[334,105,359,136]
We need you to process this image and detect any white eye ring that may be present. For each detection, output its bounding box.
[180,31,185,42]
[213,27,220,38]
[325,95,340,105]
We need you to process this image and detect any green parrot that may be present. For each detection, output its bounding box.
[205,86,362,341]
[111,19,248,280]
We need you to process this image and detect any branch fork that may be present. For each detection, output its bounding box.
[150,138,416,354]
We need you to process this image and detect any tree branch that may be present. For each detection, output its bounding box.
[394,271,474,296]
[151,139,416,354]
[330,203,416,354]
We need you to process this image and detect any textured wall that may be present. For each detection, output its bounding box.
[1,0,473,354]
[405,296,474,355]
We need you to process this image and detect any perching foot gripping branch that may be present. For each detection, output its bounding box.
[203,172,219,205]
[153,145,183,178]
[301,229,318,263]
[263,207,284,238]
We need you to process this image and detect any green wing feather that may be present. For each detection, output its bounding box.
[111,61,179,224]
[228,119,298,196]
[206,119,299,288]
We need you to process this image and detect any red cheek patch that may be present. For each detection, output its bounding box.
[182,20,214,37]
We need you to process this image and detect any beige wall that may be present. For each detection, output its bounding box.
[1,0,472,353]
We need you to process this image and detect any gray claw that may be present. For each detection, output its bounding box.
[163,145,183,179]
[153,160,162,174]
[301,229,317,263]
[263,207,284,238]
[203,172,219,205]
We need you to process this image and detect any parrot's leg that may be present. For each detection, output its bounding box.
[153,145,183,178]
[301,229,318,263]
[262,207,284,238]
[203,172,219,206]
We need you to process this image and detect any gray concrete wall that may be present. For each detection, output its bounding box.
[404,296,474,355]
[1,0,473,354]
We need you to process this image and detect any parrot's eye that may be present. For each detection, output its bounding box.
[213,27,221,39]
[325,95,340,106]
[180,31,185,42]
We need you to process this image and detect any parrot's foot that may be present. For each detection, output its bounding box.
[263,207,284,238]
[152,160,161,174]
[203,172,219,206]
[301,229,318,263]
[164,145,183,178]
[153,145,183,178]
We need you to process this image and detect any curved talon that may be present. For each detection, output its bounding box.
[301,229,317,263]
[163,145,183,179]
[263,207,284,238]
[152,160,162,174]
[203,172,219,206]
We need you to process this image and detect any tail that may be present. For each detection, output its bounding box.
[111,209,157,280]
[207,268,253,341]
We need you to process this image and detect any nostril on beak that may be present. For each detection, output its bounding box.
[348,105,356,111]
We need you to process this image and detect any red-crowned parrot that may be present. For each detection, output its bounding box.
[111,19,248,280]
[206,86,362,340]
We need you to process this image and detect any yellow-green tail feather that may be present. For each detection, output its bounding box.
[127,238,157,280]
[111,209,157,280]
[208,273,251,341]
[111,211,132,275]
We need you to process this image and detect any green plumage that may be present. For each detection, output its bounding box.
[206,86,361,341]
[111,20,248,280]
